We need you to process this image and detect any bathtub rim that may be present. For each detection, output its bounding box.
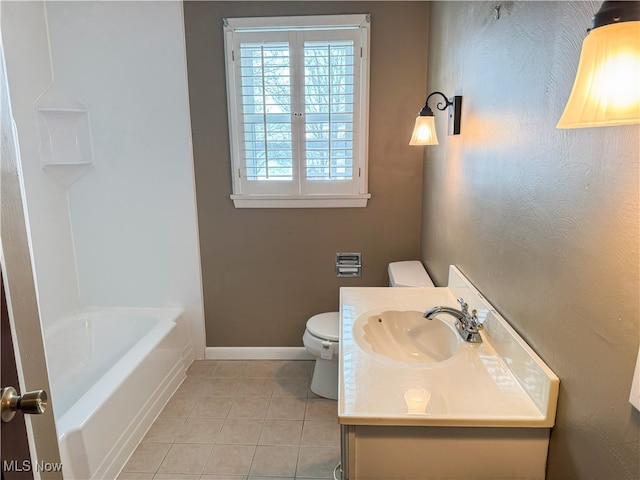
[53,306,184,438]
[53,306,192,479]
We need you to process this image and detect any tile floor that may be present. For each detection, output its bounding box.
[118,360,340,480]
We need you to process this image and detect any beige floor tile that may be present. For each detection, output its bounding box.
[236,377,276,397]
[276,361,313,379]
[217,418,263,444]
[304,399,338,422]
[300,421,340,447]
[159,395,197,418]
[244,360,283,378]
[157,443,212,475]
[228,396,270,419]
[272,378,310,398]
[179,377,218,396]
[249,445,298,477]
[175,417,224,444]
[186,360,219,377]
[258,419,303,446]
[153,474,200,480]
[143,417,185,444]
[117,473,155,479]
[190,396,234,418]
[266,397,307,420]
[307,390,325,400]
[210,377,242,396]
[127,361,341,479]
[122,443,170,473]
[204,444,256,476]
[248,477,293,480]
[213,360,252,377]
[202,476,249,480]
[295,446,340,479]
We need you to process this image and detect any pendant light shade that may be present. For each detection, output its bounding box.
[557,2,640,128]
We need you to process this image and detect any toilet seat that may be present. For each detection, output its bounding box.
[306,312,339,342]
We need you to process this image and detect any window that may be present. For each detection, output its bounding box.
[223,15,371,208]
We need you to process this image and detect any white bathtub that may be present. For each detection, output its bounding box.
[45,307,193,480]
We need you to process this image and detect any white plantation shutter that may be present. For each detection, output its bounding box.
[304,40,354,182]
[241,42,293,182]
[224,15,370,207]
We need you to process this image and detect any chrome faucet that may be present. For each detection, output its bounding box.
[423,297,484,343]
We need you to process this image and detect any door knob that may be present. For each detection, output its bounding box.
[1,386,47,423]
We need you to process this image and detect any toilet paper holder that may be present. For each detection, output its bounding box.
[336,252,362,278]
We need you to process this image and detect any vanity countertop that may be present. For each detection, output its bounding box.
[338,267,559,428]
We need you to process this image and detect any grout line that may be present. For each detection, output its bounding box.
[124,360,337,479]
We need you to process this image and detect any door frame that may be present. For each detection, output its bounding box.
[1,13,62,478]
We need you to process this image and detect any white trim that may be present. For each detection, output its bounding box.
[206,347,315,360]
[225,14,369,32]
[231,194,370,208]
[223,14,371,208]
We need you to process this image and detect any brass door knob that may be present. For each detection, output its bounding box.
[1,386,47,423]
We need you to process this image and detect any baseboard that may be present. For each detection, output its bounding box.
[205,346,314,360]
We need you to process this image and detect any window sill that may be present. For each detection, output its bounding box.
[230,194,370,208]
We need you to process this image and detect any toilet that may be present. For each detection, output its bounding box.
[302,260,435,399]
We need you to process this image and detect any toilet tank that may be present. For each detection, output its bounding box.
[388,261,435,287]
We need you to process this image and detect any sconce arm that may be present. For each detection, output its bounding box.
[417,91,454,116]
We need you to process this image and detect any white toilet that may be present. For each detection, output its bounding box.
[302,260,434,399]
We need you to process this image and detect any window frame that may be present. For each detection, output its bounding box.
[223,14,371,208]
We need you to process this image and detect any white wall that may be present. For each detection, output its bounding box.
[1,1,81,327]
[2,1,206,356]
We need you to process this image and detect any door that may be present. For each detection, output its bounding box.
[2,272,33,480]
[0,24,62,479]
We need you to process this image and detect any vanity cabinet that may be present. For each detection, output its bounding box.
[340,424,550,480]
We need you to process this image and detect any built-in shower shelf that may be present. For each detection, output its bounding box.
[35,87,94,187]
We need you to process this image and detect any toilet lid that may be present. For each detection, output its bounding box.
[307,312,340,342]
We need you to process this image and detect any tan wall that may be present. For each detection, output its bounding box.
[422,2,639,478]
[184,1,428,347]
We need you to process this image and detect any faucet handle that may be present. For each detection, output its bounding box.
[457,298,483,329]
[456,297,469,313]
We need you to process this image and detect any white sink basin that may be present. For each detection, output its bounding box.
[340,267,560,428]
[353,310,460,363]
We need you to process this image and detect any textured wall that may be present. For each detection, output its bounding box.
[184,1,427,347]
[423,1,639,478]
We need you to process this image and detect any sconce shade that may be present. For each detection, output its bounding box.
[557,21,640,128]
[410,91,461,145]
[410,115,439,145]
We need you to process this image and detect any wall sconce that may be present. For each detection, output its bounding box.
[557,1,640,128]
[409,92,462,145]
